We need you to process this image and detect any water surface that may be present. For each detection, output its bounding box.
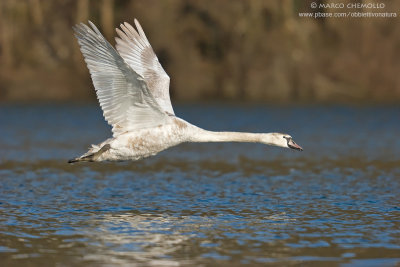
[1,105,399,266]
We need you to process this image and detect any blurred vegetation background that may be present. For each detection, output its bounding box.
[0,0,399,104]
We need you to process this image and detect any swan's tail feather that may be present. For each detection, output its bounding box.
[68,144,111,164]
[68,154,95,163]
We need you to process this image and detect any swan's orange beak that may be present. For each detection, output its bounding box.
[288,139,303,151]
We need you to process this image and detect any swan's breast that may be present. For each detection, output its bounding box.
[109,118,192,160]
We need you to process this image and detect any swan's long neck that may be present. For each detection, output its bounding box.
[189,128,279,146]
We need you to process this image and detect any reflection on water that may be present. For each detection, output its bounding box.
[86,212,297,266]
[0,105,400,266]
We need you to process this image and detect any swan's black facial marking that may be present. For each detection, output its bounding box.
[284,136,303,151]
[283,136,292,144]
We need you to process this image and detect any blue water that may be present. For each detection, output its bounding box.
[1,104,400,266]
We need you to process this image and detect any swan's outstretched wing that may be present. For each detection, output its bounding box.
[74,22,169,136]
[115,19,174,115]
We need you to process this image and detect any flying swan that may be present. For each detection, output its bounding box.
[69,20,302,163]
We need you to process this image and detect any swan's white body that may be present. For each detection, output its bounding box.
[70,20,302,163]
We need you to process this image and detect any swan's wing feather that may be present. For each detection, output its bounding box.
[73,21,169,136]
[115,19,174,115]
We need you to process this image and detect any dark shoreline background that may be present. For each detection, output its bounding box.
[1,0,400,104]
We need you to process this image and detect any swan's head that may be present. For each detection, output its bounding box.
[263,133,303,151]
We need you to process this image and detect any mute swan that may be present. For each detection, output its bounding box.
[69,20,302,163]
